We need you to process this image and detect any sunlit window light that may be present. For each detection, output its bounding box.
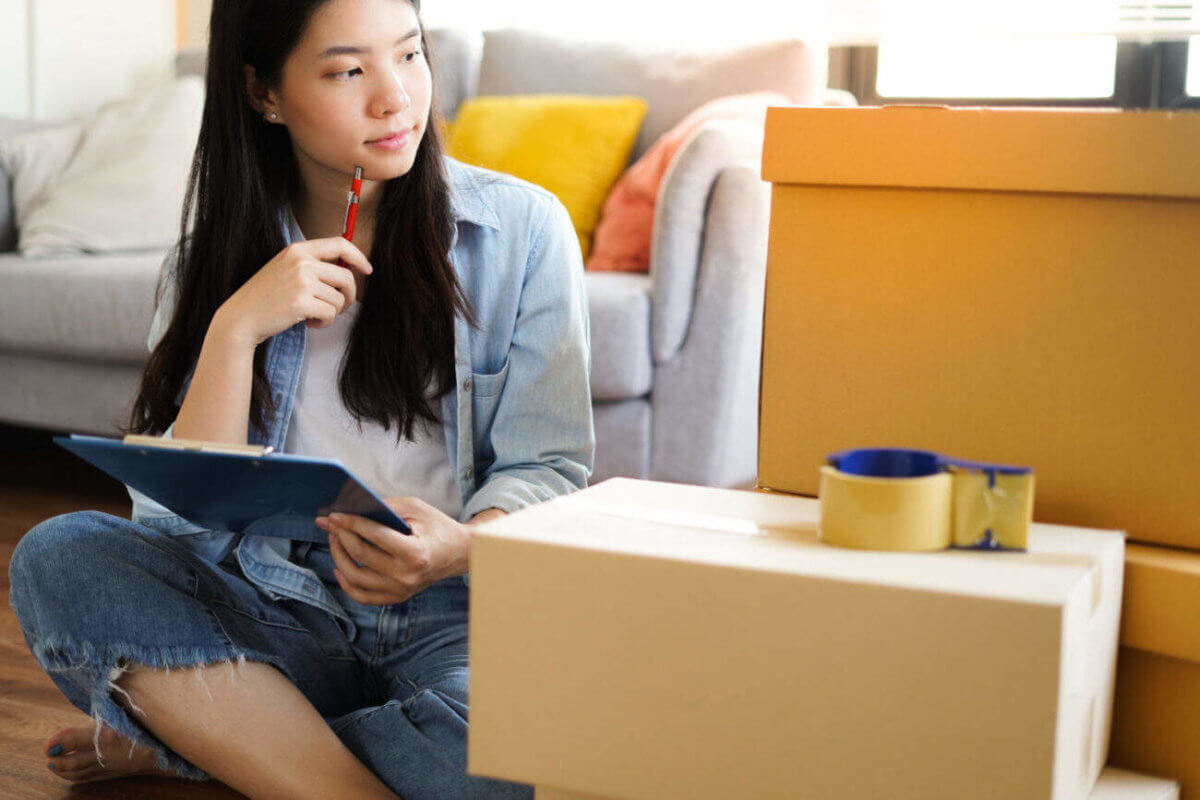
[877,36,1118,99]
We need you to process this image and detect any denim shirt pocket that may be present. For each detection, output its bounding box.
[470,356,511,468]
[471,355,511,399]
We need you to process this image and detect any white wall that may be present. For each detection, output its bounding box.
[3,0,176,121]
[0,0,30,117]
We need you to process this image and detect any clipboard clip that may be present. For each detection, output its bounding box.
[122,434,275,456]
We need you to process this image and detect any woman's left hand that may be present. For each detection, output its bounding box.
[315,496,471,605]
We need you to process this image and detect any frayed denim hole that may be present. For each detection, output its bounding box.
[32,635,287,782]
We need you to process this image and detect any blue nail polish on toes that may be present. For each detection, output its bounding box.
[48,744,63,756]
[47,763,56,770]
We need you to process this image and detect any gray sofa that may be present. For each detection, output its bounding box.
[0,27,846,488]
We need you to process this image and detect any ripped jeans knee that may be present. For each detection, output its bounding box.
[29,636,278,780]
[9,511,357,781]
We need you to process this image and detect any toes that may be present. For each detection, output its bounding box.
[44,732,69,757]
[50,724,91,755]
[51,751,98,773]
[50,763,102,783]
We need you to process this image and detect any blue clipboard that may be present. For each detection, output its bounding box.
[54,434,412,543]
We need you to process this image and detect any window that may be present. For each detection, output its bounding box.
[876,36,1119,100]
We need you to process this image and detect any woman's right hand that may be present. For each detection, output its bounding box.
[212,238,373,348]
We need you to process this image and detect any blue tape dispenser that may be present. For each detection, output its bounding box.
[820,448,1035,552]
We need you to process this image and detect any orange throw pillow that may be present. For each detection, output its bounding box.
[586,91,791,272]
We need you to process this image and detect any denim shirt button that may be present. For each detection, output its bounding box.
[463,466,473,479]
[463,377,472,392]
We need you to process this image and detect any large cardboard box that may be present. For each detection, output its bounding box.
[757,106,1200,551]
[1109,544,1200,798]
[468,478,1124,800]
[535,766,1179,800]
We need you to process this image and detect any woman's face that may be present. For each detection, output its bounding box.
[263,0,431,182]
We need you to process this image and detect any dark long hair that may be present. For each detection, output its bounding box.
[126,0,476,444]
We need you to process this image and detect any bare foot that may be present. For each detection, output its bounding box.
[44,722,175,783]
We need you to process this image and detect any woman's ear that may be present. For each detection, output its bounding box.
[243,64,280,121]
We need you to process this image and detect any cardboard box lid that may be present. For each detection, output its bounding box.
[1121,543,1200,665]
[477,478,1119,610]
[762,106,1200,200]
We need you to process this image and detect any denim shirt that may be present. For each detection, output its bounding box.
[126,156,594,636]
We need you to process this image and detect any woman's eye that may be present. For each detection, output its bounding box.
[330,51,420,79]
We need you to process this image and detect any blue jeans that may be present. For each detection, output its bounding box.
[7,510,533,799]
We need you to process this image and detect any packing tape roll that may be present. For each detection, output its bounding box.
[818,465,953,551]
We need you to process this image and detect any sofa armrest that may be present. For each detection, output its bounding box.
[650,162,770,487]
[650,118,767,364]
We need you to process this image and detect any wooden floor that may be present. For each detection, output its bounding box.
[0,423,243,799]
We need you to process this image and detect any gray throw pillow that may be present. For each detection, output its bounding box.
[0,117,72,253]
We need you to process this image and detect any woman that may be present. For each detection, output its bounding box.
[8,0,593,797]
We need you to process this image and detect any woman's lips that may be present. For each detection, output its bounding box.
[366,128,413,150]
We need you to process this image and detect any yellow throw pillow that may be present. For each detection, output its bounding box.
[444,94,648,260]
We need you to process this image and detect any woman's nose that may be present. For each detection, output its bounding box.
[371,75,411,117]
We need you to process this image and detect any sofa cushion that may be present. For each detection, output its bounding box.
[0,116,78,253]
[16,78,204,257]
[585,271,653,401]
[447,94,647,260]
[0,251,163,362]
[0,122,87,246]
[587,91,787,273]
[0,250,655,400]
[476,29,825,161]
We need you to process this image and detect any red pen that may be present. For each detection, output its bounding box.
[336,165,362,268]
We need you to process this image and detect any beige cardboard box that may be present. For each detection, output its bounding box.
[468,478,1124,800]
[1109,544,1200,799]
[533,767,1179,800]
[757,106,1200,551]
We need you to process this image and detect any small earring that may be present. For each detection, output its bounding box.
[267,111,278,121]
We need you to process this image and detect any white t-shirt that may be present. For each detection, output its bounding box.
[281,214,462,520]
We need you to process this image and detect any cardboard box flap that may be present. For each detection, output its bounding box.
[1121,543,1200,665]
[478,479,1118,611]
[762,106,1200,200]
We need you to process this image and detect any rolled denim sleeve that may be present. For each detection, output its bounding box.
[460,194,595,524]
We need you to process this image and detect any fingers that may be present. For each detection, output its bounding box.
[298,237,373,276]
[312,260,358,306]
[331,512,412,556]
[328,529,392,590]
[325,518,391,569]
[301,293,342,329]
[383,495,435,516]
[310,280,348,316]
